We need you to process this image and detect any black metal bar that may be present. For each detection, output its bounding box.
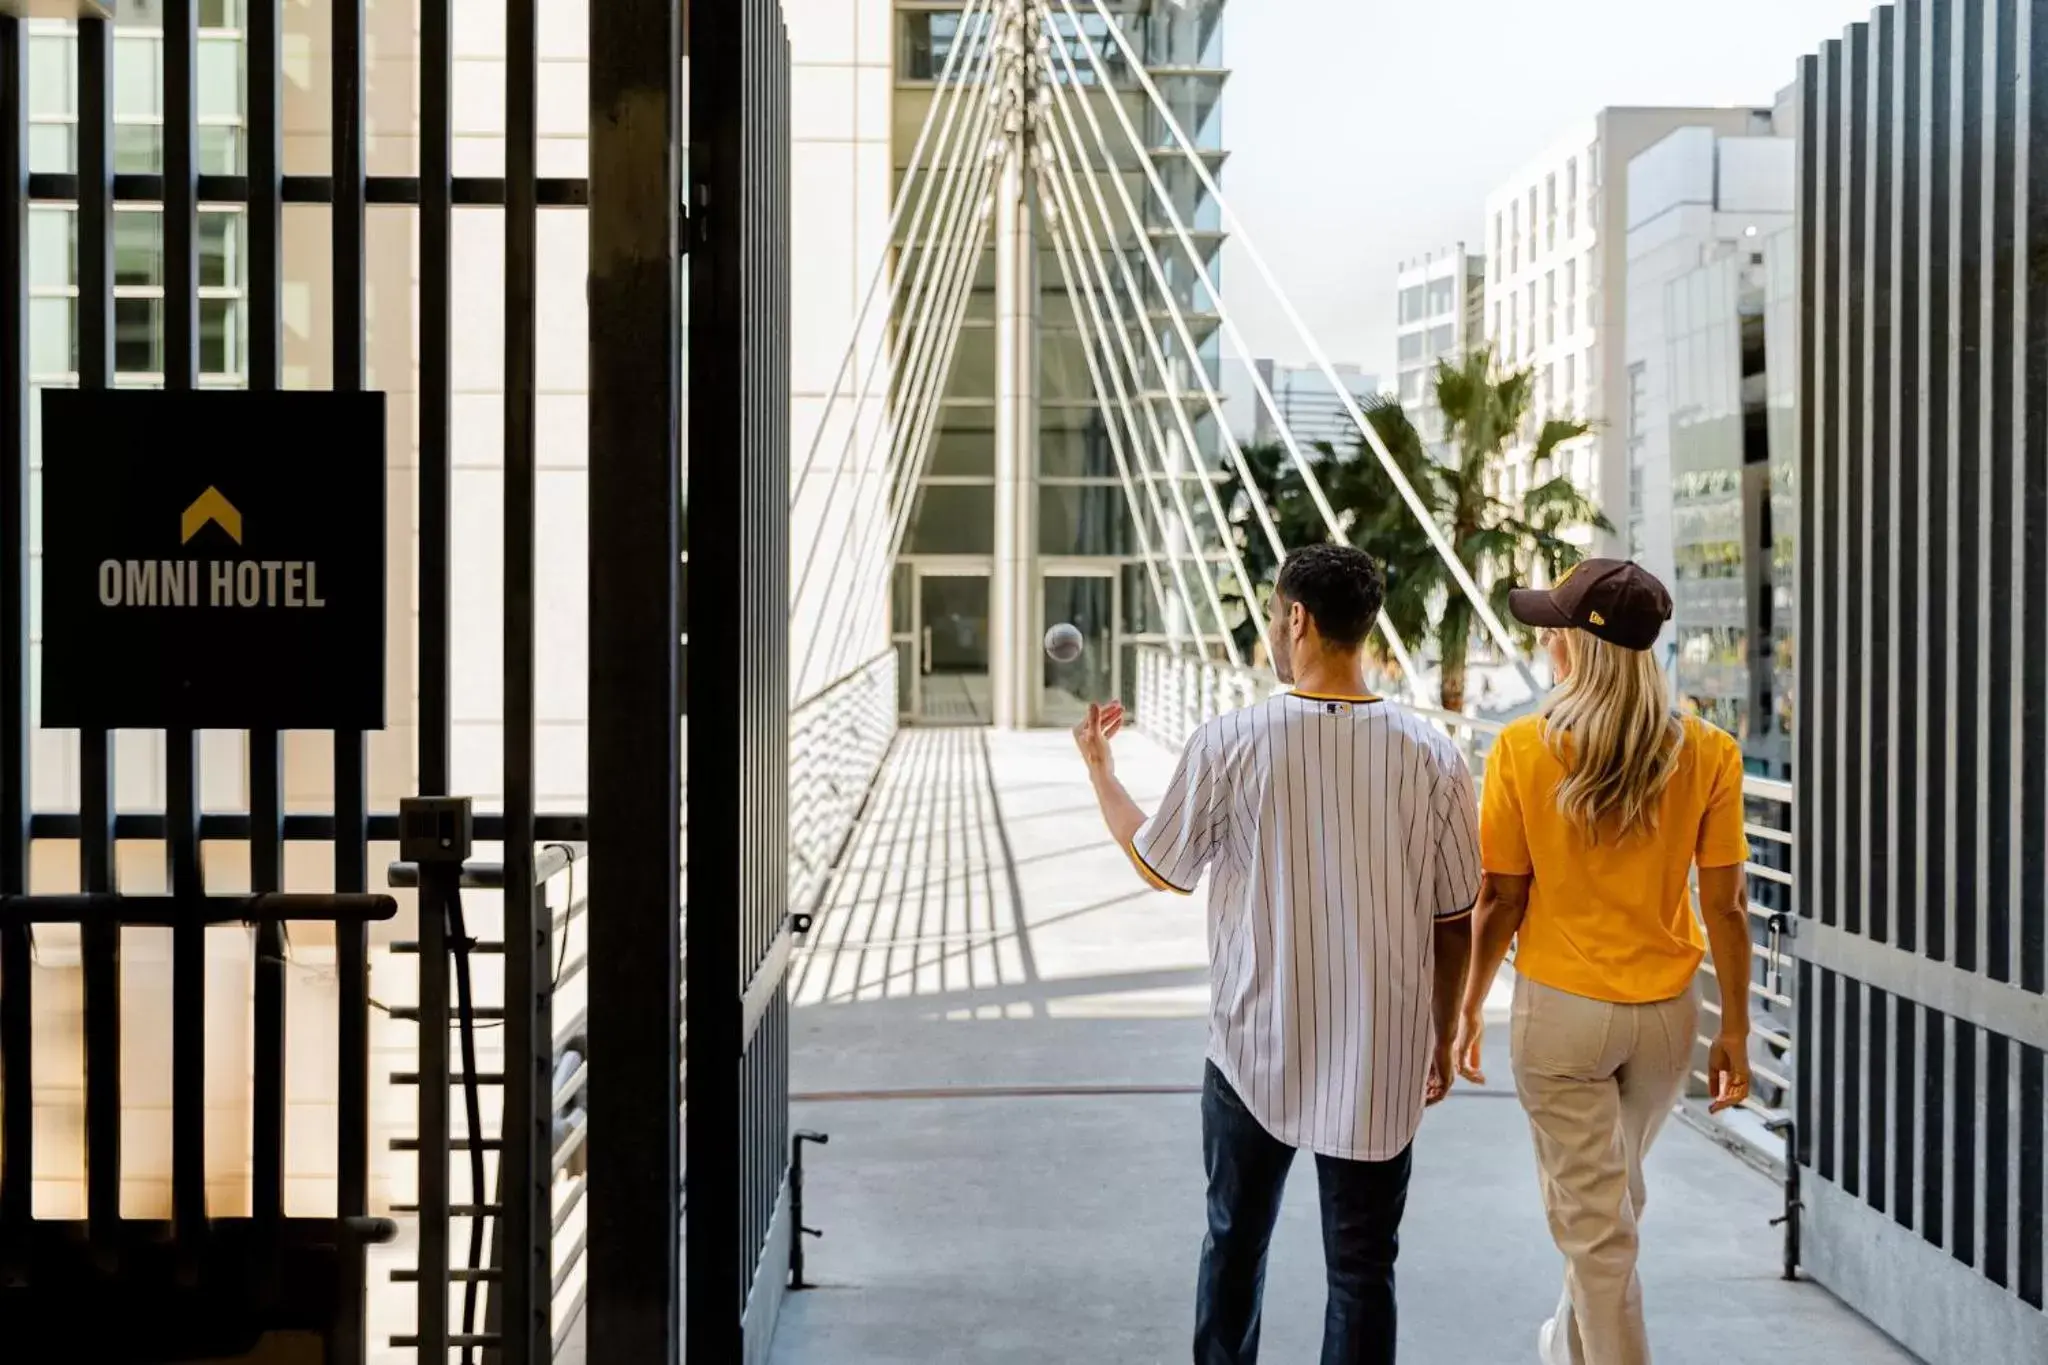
[0,18,23,924]
[167,728,207,1251]
[416,864,453,1360]
[0,894,394,927]
[76,13,119,1259]
[329,0,371,1349]
[26,809,590,843]
[420,0,452,798]
[588,0,683,1353]
[23,172,590,206]
[81,912,121,1252]
[502,0,543,1349]
[0,18,27,1258]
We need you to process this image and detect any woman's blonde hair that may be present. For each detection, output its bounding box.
[1540,629,1685,844]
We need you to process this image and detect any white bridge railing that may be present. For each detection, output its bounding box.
[789,649,899,918]
[1130,643,1796,1170]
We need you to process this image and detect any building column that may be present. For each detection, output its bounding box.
[991,4,1038,728]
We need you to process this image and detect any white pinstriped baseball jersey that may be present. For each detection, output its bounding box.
[1131,691,1483,1161]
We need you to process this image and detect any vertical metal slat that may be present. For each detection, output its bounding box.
[588,0,684,1354]
[246,0,287,1241]
[0,12,31,1248]
[503,0,543,1350]
[420,0,453,797]
[331,0,370,1355]
[76,9,121,1259]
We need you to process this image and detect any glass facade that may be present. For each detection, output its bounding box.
[891,1,1232,723]
[1661,238,1795,774]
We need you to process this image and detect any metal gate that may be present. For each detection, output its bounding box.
[1794,5,2046,1360]
[585,0,798,1360]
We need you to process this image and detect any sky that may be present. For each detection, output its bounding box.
[1218,0,1882,383]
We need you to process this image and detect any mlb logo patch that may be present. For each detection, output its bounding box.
[1323,701,1351,716]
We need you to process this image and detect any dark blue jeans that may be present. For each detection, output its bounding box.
[1193,1062,1413,1365]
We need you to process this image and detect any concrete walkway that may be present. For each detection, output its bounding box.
[773,729,1914,1365]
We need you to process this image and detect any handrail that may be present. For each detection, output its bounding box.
[792,646,896,717]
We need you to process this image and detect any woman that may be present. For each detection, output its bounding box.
[1452,560,1753,1365]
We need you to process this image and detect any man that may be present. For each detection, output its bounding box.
[1073,544,1481,1365]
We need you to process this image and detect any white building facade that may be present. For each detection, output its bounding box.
[1483,106,1772,552]
[1392,243,1483,454]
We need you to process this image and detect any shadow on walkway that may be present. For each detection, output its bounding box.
[772,730,1912,1364]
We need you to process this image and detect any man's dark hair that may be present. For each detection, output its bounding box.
[1274,543,1385,651]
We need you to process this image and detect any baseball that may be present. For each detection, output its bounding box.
[1044,622,1085,663]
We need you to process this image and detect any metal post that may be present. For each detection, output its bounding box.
[992,2,1039,728]
[588,0,682,1355]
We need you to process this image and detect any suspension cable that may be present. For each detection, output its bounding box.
[1034,79,1245,664]
[1037,171,1204,659]
[790,0,999,508]
[1042,0,1425,697]
[1030,119,1216,661]
[793,77,1005,694]
[789,38,1006,671]
[811,208,996,693]
[801,154,1000,698]
[1037,28,1282,568]
[808,135,1001,696]
[1077,0,1539,694]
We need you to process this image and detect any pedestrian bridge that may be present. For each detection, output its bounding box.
[767,723,1906,1365]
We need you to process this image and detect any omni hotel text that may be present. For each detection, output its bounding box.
[98,559,329,609]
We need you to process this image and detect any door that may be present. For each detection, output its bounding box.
[916,572,992,724]
[1039,570,1116,726]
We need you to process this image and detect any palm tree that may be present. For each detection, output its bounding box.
[1216,344,1610,712]
[1366,345,1611,712]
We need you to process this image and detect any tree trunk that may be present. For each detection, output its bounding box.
[1439,598,1472,714]
[1440,665,1466,715]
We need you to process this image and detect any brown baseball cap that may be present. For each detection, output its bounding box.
[1507,558,1672,651]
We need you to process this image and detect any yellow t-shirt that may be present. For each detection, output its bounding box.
[1478,712,1751,1005]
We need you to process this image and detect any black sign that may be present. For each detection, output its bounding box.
[39,389,387,731]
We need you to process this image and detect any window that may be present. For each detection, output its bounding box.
[1398,330,1425,362]
[1566,158,1578,239]
[1398,284,1426,324]
[1544,271,1555,345]
[1545,173,1557,251]
[1428,323,1454,356]
[1493,212,1504,281]
[1525,283,1536,357]
[1508,294,1518,357]
[1491,300,1501,345]
[25,203,246,383]
[1564,260,1577,334]
[900,10,1004,82]
[1527,188,1539,259]
[1426,277,1455,317]
[1563,354,1576,411]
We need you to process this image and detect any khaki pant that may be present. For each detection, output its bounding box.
[1510,974,1698,1365]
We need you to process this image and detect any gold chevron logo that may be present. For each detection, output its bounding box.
[180,487,242,545]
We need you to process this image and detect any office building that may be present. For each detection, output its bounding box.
[1393,243,1484,453]
[1483,106,1774,549]
[1621,120,1795,770]
[1249,359,1379,452]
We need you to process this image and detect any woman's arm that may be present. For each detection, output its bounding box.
[1697,862,1754,1113]
[1453,872,1530,1083]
